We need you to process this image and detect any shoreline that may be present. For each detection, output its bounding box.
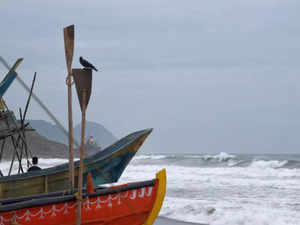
[155,216,208,225]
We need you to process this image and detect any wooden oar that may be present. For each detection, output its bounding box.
[72,68,93,225]
[63,24,75,192]
[77,89,87,225]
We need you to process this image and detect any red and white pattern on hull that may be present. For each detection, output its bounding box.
[0,184,157,225]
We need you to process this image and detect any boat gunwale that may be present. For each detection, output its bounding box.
[0,179,155,212]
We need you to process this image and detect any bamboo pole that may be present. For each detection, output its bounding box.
[67,76,75,191]
[76,90,87,225]
[63,25,75,191]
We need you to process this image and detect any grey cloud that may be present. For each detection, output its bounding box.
[0,0,300,153]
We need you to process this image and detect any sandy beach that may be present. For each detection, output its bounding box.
[155,217,208,225]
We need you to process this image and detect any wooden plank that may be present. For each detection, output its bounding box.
[44,175,48,193]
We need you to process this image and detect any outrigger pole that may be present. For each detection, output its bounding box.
[63,24,75,192]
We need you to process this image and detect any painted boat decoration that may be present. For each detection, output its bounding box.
[0,169,166,225]
[0,128,152,198]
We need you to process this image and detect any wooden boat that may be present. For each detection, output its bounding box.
[0,169,166,225]
[0,128,152,198]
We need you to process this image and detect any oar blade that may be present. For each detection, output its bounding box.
[63,25,75,73]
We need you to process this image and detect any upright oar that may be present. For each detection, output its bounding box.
[72,68,92,225]
[63,24,75,192]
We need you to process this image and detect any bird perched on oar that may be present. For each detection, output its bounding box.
[79,56,98,71]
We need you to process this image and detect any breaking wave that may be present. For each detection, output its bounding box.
[201,152,236,162]
[134,154,167,160]
[249,160,288,169]
[134,152,300,169]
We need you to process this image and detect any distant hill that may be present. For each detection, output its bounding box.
[28,120,117,149]
[27,131,70,158]
[74,121,117,149]
[0,120,117,159]
[1,131,70,159]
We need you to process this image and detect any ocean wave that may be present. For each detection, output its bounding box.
[3,158,296,225]
[227,160,244,167]
[135,152,237,162]
[161,196,300,225]
[202,152,236,162]
[209,204,300,225]
[249,160,288,169]
[134,154,167,160]
[160,196,213,224]
[133,153,300,170]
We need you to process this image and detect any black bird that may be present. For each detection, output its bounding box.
[79,56,98,71]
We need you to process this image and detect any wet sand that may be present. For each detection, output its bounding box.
[155,216,208,225]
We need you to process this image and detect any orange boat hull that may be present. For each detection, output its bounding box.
[0,169,166,225]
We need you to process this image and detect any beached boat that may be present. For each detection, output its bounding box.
[0,128,152,198]
[0,169,166,225]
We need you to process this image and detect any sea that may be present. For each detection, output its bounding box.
[1,152,300,225]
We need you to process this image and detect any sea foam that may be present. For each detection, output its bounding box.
[249,159,288,169]
[1,154,299,225]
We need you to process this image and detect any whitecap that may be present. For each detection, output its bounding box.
[134,154,167,160]
[249,160,288,169]
[202,152,236,162]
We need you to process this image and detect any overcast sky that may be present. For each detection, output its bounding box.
[1,0,300,153]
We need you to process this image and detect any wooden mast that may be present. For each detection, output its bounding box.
[63,25,75,191]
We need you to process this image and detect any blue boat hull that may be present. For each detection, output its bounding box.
[0,128,152,198]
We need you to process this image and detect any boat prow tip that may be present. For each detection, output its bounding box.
[143,168,167,225]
